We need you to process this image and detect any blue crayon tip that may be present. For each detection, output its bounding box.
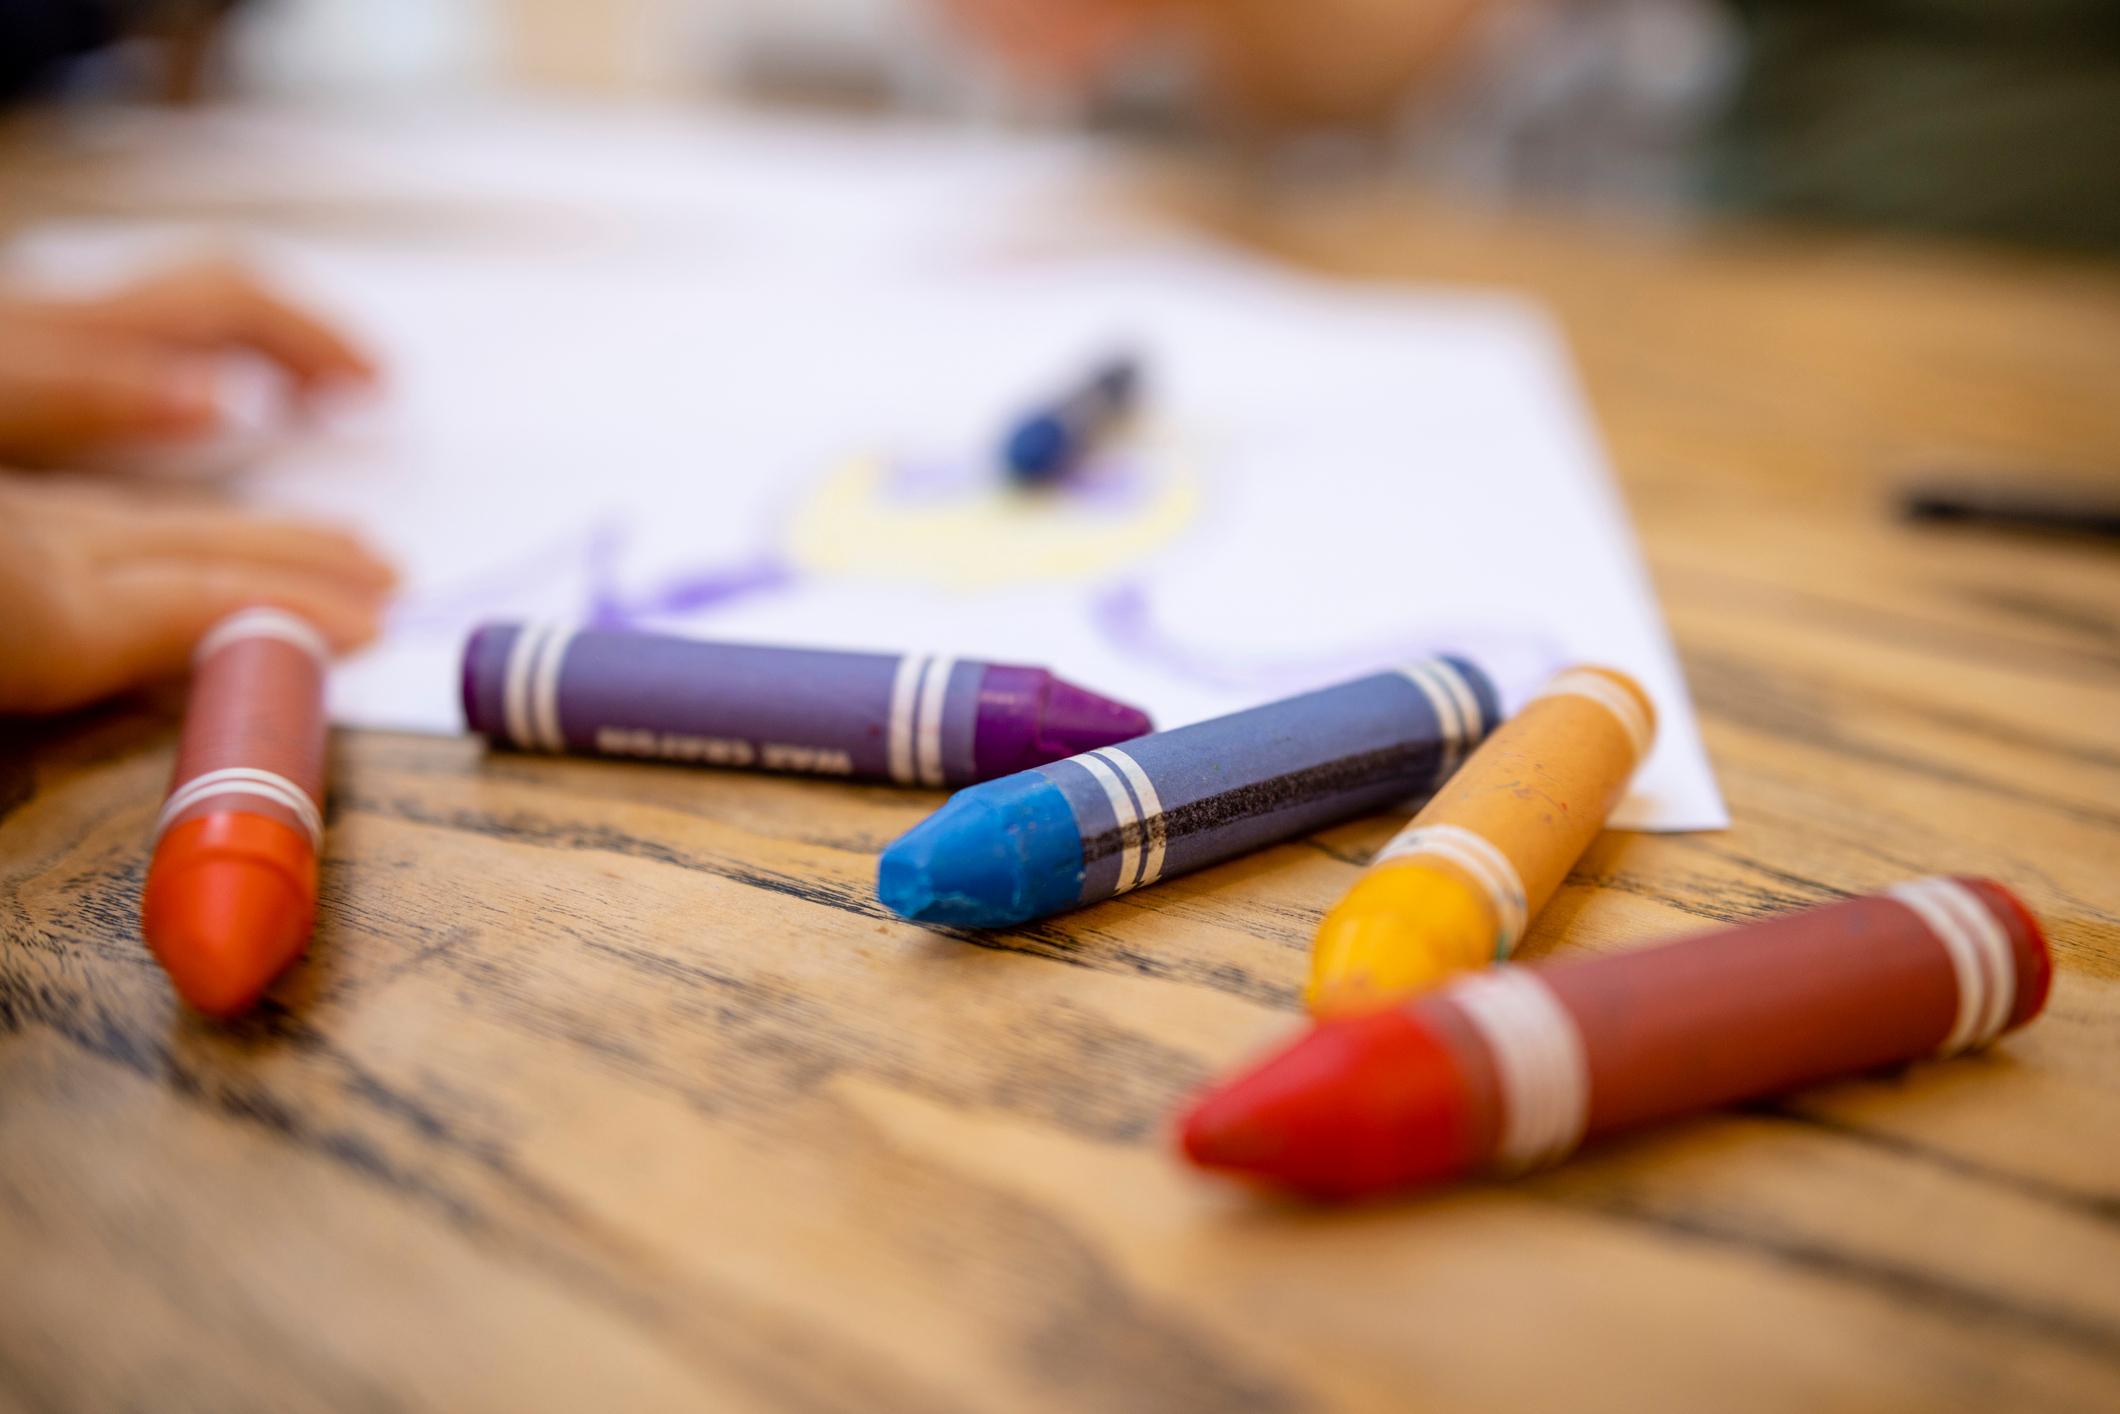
[1004,413,1070,482]
[878,773,1085,926]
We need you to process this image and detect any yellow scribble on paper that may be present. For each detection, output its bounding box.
[784,443,1201,591]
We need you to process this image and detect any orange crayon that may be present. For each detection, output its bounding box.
[1308,665,1655,1013]
[141,608,330,1017]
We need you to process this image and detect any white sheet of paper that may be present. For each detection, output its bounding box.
[10,207,1725,831]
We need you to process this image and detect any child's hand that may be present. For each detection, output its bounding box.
[0,260,378,467]
[0,475,395,715]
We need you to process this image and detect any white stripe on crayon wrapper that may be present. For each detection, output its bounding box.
[530,626,576,753]
[1075,752,1146,892]
[1447,968,1589,1173]
[155,766,324,850]
[502,623,546,750]
[500,622,576,753]
[1373,823,1530,959]
[194,607,330,668]
[1533,669,1653,765]
[915,656,957,789]
[1395,659,1483,779]
[1431,660,1486,742]
[1888,877,2017,1056]
[1396,663,1460,764]
[1097,747,1168,888]
[1929,877,2016,1048]
[886,654,926,785]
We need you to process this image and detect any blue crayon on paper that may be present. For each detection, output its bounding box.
[1002,353,1141,484]
[878,659,1499,927]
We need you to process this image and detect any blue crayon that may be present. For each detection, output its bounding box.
[1002,353,1141,483]
[878,659,1499,927]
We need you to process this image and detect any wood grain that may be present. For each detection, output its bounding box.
[4,156,2120,1412]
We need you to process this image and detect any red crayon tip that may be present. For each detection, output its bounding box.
[143,812,317,1018]
[1036,675,1153,758]
[1181,1009,1479,1201]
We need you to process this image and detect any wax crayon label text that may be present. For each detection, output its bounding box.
[594,727,853,776]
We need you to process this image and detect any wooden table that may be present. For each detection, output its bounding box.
[4,131,2119,1412]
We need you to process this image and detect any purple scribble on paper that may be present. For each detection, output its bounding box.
[1064,451,1157,512]
[591,555,793,627]
[386,513,795,639]
[879,453,975,503]
[384,521,623,632]
[1090,580,1566,707]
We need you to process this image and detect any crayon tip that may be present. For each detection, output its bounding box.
[1036,677,1152,759]
[1180,1010,1476,1200]
[1004,413,1069,481]
[1306,867,1498,1015]
[878,774,1087,927]
[878,804,1010,926]
[143,815,316,1018]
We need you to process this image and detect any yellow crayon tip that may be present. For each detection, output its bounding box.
[1306,864,1501,1016]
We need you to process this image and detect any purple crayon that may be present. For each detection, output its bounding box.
[461,623,1153,787]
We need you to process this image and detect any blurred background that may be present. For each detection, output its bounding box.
[7,0,2117,252]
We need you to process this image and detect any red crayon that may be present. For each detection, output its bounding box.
[141,607,330,1017]
[1182,879,2052,1200]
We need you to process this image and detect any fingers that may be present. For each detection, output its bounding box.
[79,260,380,390]
[0,327,220,464]
[81,557,391,702]
[0,476,396,714]
[0,479,396,595]
[81,504,399,593]
[0,259,378,463]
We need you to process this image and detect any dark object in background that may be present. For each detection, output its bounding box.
[0,0,117,100]
[1714,0,2120,252]
[1900,475,2120,544]
[1002,352,1142,485]
[0,0,237,104]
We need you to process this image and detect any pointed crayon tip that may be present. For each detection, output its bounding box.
[877,819,946,921]
[1003,413,1070,481]
[1036,677,1152,759]
[1307,867,1498,1014]
[878,774,1089,927]
[878,795,1041,926]
[1179,1010,1478,1200]
[143,845,314,1018]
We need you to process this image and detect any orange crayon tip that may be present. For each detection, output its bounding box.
[142,812,317,1018]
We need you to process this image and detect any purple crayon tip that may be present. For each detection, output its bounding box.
[1036,676,1154,757]
[971,666,1152,779]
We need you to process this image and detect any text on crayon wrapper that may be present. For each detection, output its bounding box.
[594,727,855,776]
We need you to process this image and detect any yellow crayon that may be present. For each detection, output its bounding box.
[1307,665,1655,1014]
